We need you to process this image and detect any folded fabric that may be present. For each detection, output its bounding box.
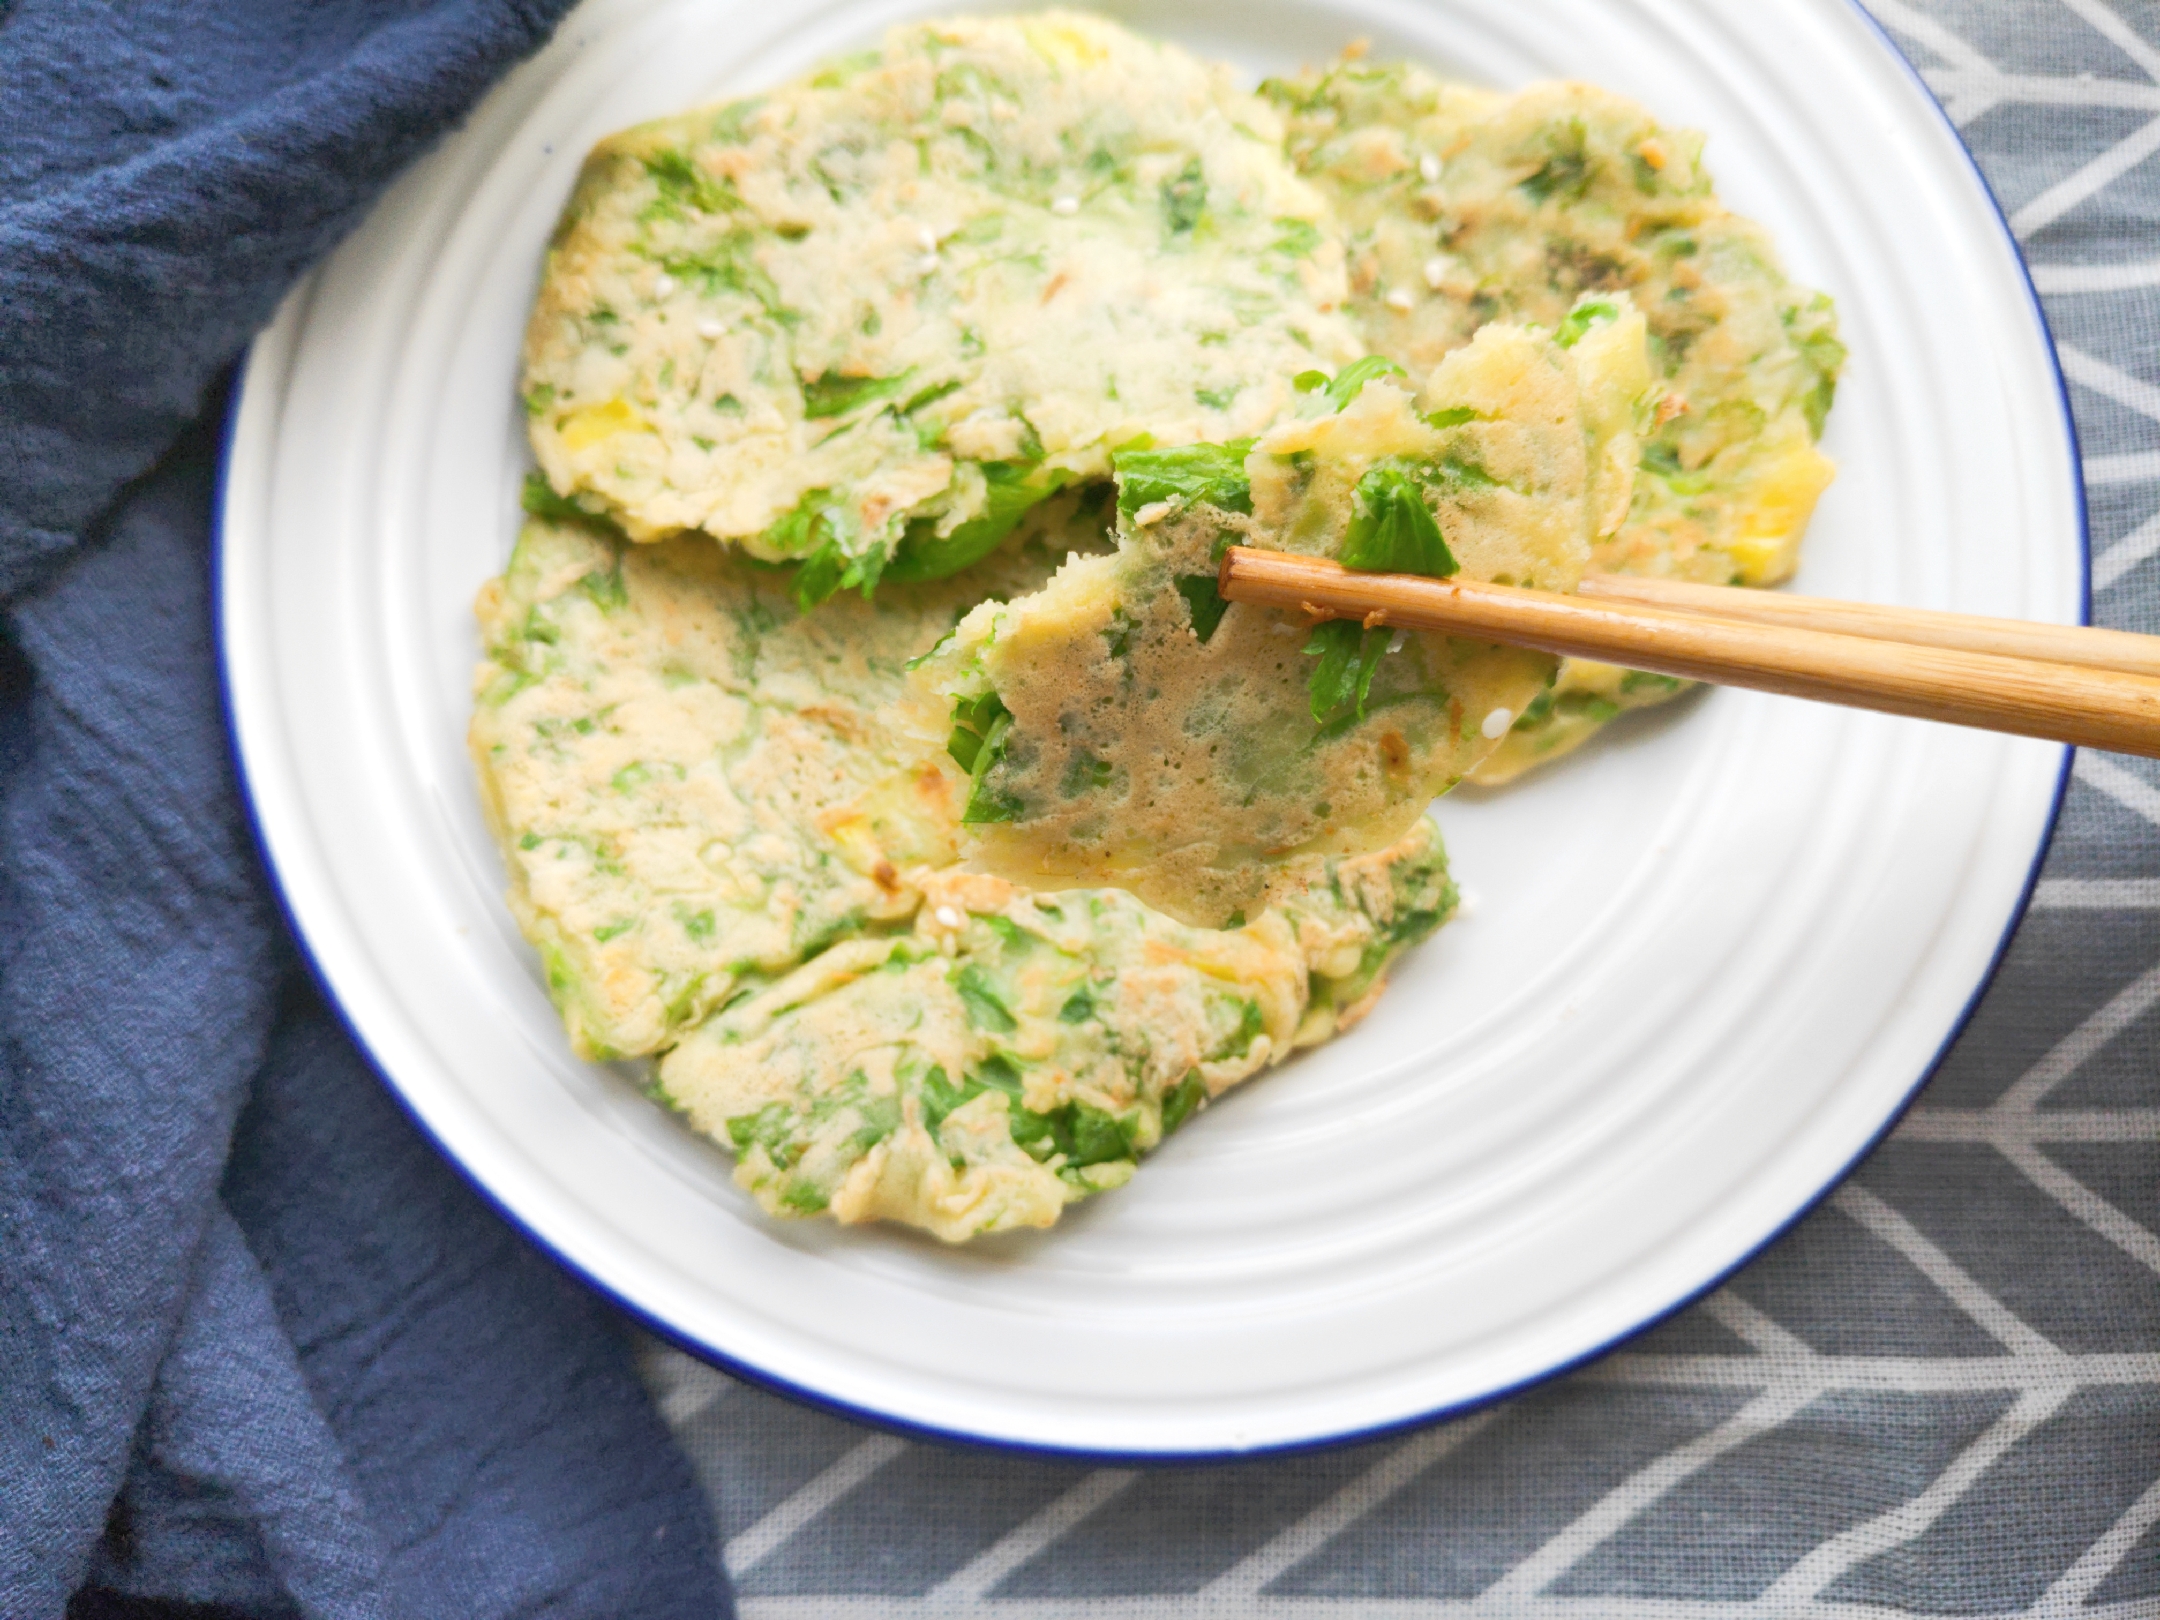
[0,3,731,1615]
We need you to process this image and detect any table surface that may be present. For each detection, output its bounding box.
[637,3,2160,1611]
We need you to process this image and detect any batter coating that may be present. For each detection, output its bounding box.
[1261,58,1843,777]
[523,12,1359,604]
[660,836,1451,1240]
[889,310,1653,925]
[471,501,1455,1238]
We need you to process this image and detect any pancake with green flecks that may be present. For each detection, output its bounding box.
[879,306,1652,926]
[522,11,1360,606]
[1260,57,1844,778]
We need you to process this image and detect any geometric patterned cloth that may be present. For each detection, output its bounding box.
[641,2,2160,1608]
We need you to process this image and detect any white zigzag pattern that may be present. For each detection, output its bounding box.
[645,3,2160,1610]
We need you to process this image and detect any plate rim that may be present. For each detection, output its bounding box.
[213,0,2091,1462]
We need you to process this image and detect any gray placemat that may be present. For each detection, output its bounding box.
[639,2,2160,1610]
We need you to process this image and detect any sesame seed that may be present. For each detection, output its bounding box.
[1387,629,1407,654]
[696,318,725,340]
[1454,885,1479,919]
[1050,195,1079,215]
[1423,255,1450,289]
[1132,499,1176,527]
[1480,707,1514,739]
[652,273,677,299]
[1385,287,1416,313]
[934,905,963,928]
[1419,153,1441,183]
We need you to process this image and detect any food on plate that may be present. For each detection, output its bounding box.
[472,496,1453,1237]
[659,831,1449,1239]
[476,15,1844,1240]
[883,306,1651,925]
[471,489,1111,1060]
[521,11,1359,606]
[1261,58,1843,778]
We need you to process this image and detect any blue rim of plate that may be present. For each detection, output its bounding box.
[214,0,2090,1463]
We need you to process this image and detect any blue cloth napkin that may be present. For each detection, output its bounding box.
[0,4,732,1616]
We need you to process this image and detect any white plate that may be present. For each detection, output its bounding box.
[219,0,2084,1456]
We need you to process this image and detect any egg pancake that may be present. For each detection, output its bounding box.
[1261,59,1844,777]
[523,12,1360,605]
[886,311,1653,924]
[471,496,1454,1238]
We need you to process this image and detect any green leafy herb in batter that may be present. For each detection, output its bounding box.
[1111,440,1254,518]
[791,532,884,609]
[1554,297,1621,348]
[642,149,739,220]
[885,461,1064,585]
[1099,609,1137,663]
[1061,751,1117,796]
[1322,355,1409,412]
[947,689,1022,822]
[1173,573,1231,642]
[521,471,626,540]
[656,230,788,318]
[953,963,1019,1032]
[1161,1070,1207,1133]
[1161,157,1207,234]
[577,559,631,613]
[1519,118,1593,205]
[1269,217,1322,259]
[1303,619,1389,729]
[1218,999,1266,1060]
[946,689,1008,773]
[802,370,911,419]
[725,1101,797,1160]
[756,488,834,558]
[1337,465,1458,578]
[1784,292,1847,438]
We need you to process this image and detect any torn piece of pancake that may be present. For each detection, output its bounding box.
[657,832,1451,1239]
[522,11,1361,605]
[469,492,1113,1060]
[876,306,1653,927]
[471,496,1457,1240]
[1261,60,1844,779]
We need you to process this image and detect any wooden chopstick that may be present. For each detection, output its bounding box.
[1215,547,2160,758]
[1578,571,2158,677]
